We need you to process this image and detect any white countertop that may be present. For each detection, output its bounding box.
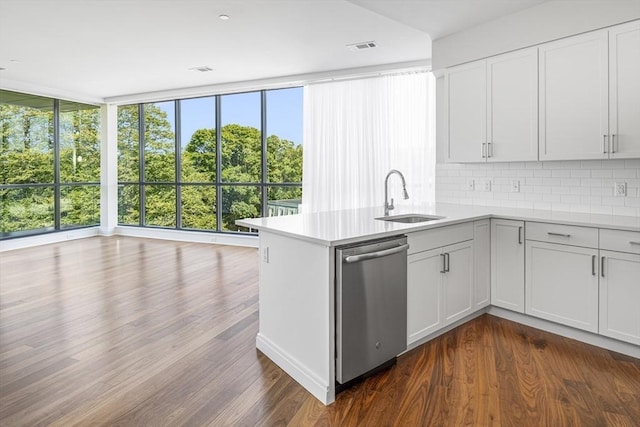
[236,203,640,246]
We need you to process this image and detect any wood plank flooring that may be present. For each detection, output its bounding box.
[1,236,639,426]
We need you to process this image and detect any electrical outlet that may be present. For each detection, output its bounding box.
[614,182,627,197]
[511,180,520,193]
[466,179,475,191]
[482,179,492,192]
[263,246,269,263]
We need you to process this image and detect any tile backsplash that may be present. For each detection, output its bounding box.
[436,159,640,216]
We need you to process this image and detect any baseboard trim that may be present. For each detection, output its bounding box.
[488,306,640,359]
[256,333,333,404]
[0,227,99,252]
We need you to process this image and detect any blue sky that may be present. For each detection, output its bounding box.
[155,87,303,147]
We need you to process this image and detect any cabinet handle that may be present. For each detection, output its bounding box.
[592,255,596,276]
[481,143,486,159]
[518,226,523,244]
[630,241,640,246]
[611,134,616,154]
[440,253,446,273]
[603,134,608,154]
[601,256,605,278]
[445,252,450,273]
[487,142,493,158]
[548,232,571,238]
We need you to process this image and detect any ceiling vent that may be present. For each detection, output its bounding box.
[189,66,213,72]
[346,41,377,52]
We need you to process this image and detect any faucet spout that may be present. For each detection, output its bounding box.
[384,169,409,216]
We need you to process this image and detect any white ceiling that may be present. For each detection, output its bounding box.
[0,0,547,102]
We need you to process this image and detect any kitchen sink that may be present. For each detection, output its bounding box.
[375,214,445,223]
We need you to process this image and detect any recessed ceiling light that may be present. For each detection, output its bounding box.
[219,14,230,20]
[189,66,213,72]
[0,67,6,71]
[9,59,19,63]
[346,41,377,52]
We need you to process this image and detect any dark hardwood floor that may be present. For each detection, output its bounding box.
[1,236,639,426]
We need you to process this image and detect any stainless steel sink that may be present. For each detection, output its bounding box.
[375,214,445,223]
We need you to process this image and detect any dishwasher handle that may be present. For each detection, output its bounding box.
[344,244,410,264]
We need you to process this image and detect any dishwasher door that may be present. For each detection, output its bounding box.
[336,236,408,384]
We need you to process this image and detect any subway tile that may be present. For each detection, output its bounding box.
[570,169,591,178]
[613,169,638,179]
[624,159,640,168]
[560,178,581,186]
[591,169,613,178]
[533,201,552,210]
[603,159,626,169]
[580,160,602,169]
[552,169,571,178]
[534,169,552,178]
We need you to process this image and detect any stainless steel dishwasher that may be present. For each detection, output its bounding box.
[335,235,409,385]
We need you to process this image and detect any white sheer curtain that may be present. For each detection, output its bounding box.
[301,71,436,213]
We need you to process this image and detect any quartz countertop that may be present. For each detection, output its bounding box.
[236,203,640,246]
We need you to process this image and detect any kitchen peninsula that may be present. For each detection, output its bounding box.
[237,203,640,404]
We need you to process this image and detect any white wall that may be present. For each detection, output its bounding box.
[436,160,640,217]
[432,0,640,69]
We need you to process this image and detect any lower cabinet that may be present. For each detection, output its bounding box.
[525,240,599,333]
[473,220,491,310]
[599,249,640,345]
[490,219,525,312]
[407,239,474,345]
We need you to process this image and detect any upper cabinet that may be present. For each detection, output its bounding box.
[609,21,640,159]
[445,20,640,163]
[539,30,609,160]
[539,22,640,160]
[446,48,538,163]
[445,61,486,162]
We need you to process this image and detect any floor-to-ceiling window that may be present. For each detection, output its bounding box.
[117,87,303,234]
[0,90,101,239]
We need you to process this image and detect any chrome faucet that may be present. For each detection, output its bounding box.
[384,169,409,216]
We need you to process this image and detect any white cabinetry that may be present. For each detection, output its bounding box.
[407,248,444,342]
[446,61,486,162]
[599,229,640,345]
[490,219,525,312]
[486,48,538,161]
[446,48,538,163]
[473,220,491,309]
[525,222,599,333]
[540,22,640,160]
[406,223,474,345]
[609,21,640,158]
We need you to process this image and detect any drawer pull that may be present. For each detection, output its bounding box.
[603,134,608,154]
[548,232,571,238]
[630,241,640,246]
[601,256,605,278]
[592,255,596,276]
[440,253,446,274]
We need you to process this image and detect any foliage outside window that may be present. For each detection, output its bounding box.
[117,87,303,233]
[0,90,101,239]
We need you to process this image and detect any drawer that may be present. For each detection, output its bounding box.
[526,221,598,248]
[407,222,473,254]
[600,228,640,254]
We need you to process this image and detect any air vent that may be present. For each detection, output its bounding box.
[189,66,213,72]
[346,41,377,52]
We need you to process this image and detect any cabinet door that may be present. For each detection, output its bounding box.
[407,248,443,345]
[474,220,490,309]
[487,48,538,162]
[446,61,486,162]
[609,21,640,159]
[599,250,640,345]
[491,219,525,312]
[539,30,609,160]
[442,241,474,325]
[525,241,599,332]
